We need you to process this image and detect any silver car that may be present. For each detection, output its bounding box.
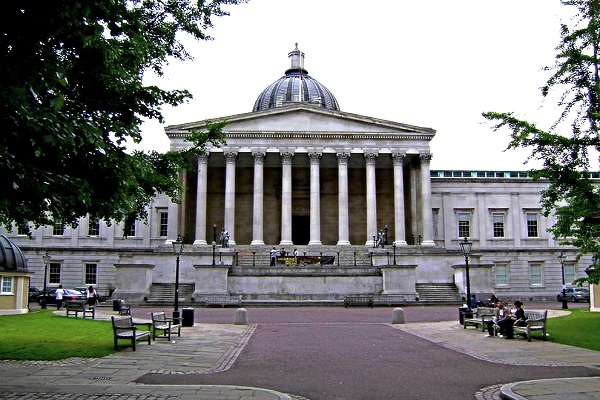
[557,287,590,303]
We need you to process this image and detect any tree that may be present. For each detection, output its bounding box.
[483,0,600,283]
[0,0,245,231]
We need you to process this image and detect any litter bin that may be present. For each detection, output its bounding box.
[458,306,472,325]
[182,307,195,327]
[113,299,121,311]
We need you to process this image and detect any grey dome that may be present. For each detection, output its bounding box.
[253,44,340,112]
[0,235,27,271]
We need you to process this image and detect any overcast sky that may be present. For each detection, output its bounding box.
[138,0,575,171]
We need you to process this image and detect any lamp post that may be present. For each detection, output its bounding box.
[41,252,51,309]
[212,241,216,265]
[392,243,397,265]
[558,251,568,310]
[373,235,376,248]
[459,237,473,311]
[172,235,184,324]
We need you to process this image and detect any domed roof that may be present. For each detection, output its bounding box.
[253,44,340,112]
[0,235,27,271]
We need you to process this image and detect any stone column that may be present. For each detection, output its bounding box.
[193,155,209,246]
[336,152,351,246]
[364,152,378,246]
[392,153,407,246]
[419,153,435,246]
[308,151,322,245]
[280,151,294,246]
[251,151,266,245]
[224,151,237,246]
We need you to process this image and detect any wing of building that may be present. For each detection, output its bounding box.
[2,45,591,307]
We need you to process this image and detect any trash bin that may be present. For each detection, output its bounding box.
[113,299,121,311]
[182,307,195,327]
[458,306,471,325]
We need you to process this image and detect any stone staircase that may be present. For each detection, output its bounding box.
[146,283,196,305]
[415,283,462,304]
[235,245,373,267]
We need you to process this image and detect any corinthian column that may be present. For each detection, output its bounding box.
[391,153,407,246]
[193,154,209,245]
[419,153,435,246]
[364,152,378,246]
[308,151,322,245]
[337,152,351,246]
[280,151,294,246]
[251,151,266,245]
[224,151,237,246]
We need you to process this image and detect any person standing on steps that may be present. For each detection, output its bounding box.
[270,247,277,266]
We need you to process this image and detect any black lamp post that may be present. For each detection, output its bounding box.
[558,251,568,309]
[213,225,217,243]
[41,252,50,309]
[392,243,397,265]
[172,235,184,324]
[373,235,376,248]
[212,241,216,265]
[459,237,473,311]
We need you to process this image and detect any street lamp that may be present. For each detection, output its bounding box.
[392,243,397,265]
[172,235,184,324]
[558,251,568,310]
[41,252,51,309]
[459,237,473,311]
[212,241,216,265]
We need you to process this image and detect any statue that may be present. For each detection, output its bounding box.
[220,228,230,248]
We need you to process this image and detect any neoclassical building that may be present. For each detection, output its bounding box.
[2,45,593,305]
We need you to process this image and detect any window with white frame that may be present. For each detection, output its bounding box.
[526,212,539,238]
[1,276,13,294]
[88,219,100,236]
[49,262,61,284]
[529,263,543,286]
[53,220,65,236]
[564,262,576,285]
[85,263,97,285]
[457,212,471,238]
[124,218,136,237]
[492,213,505,238]
[495,264,509,286]
[159,210,168,237]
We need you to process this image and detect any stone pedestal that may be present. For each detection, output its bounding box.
[113,263,154,302]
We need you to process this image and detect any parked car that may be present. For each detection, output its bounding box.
[73,286,109,303]
[28,286,42,302]
[38,288,87,305]
[557,287,590,303]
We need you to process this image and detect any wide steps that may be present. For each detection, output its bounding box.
[416,283,462,304]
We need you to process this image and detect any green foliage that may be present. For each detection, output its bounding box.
[0,310,114,360]
[483,1,600,281]
[547,308,600,351]
[0,0,244,230]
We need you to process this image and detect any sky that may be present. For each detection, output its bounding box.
[138,0,576,171]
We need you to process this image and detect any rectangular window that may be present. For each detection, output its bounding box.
[495,264,508,286]
[492,213,505,238]
[85,264,97,285]
[564,263,576,285]
[88,219,100,236]
[1,276,13,294]
[53,220,65,236]
[17,223,29,235]
[530,263,543,286]
[432,209,439,240]
[124,218,136,237]
[458,212,470,238]
[526,213,539,237]
[159,211,168,237]
[49,262,61,284]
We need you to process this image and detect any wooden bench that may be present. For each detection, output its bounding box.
[463,307,495,331]
[344,295,374,308]
[116,299,131,315]
[65,300,95,319]
[204,295,242,308]
[111,316,151,351]
[513,310,548,342]
[372,294,409,306]
[151,311,181,341]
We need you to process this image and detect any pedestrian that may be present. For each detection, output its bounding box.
[86,285,98,306]
[270,247,277,266]
[501,300,527,339]
[55,284,65,310]
[485,300,507,337]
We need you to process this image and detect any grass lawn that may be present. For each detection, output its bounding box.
[546,308,600,351]
[0,309,115,360]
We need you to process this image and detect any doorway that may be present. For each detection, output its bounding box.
[292,215,310,245]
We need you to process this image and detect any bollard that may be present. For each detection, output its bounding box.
[235,308,248,325]
[392,307,405,324]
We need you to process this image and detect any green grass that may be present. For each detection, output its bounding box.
[0,310,115,360]
[546,308,600,351]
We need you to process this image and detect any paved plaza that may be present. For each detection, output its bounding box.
[1,304,600,399]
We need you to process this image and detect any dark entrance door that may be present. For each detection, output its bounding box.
[292,215,310,245]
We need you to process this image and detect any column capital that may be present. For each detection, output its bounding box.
[197,154,209,164]
[252,151,266,163]
[391,153,406,166]
[280,151,294,164]
[364,152,378,165]
[224,151,238,163]
[308,151,322,164]
[336,152,350,165]
[419,153,433,165]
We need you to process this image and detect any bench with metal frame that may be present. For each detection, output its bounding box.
[111,316,151,351]
[151,311,181,341]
